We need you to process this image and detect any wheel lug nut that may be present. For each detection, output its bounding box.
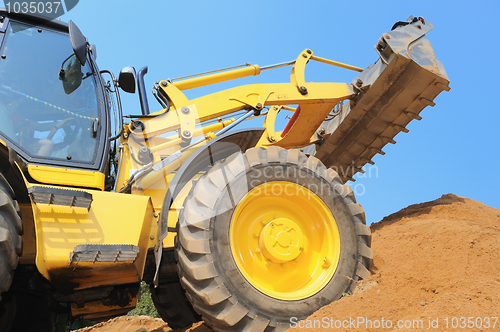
[322,257,332,268]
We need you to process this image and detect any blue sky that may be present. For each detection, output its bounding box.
[25,1,500,224]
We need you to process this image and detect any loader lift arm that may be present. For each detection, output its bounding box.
[134,49,362,150]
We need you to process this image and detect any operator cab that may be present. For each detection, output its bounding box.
[0,11,116,190]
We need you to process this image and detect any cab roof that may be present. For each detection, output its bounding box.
[0,8,69,33]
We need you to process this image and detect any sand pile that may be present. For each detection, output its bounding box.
[293,194,500,331]
[73,316,169,332]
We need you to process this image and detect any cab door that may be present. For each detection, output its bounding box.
[0,19,109,190]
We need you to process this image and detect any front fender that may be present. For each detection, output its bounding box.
[153,128,264,285]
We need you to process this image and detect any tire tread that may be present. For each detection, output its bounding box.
[150,251,201,329]
[176,147,372,331]
[0,173,21,302]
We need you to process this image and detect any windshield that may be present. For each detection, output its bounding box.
[0,21,99,163]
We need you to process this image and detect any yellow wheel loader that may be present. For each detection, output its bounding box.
[0,10,449,332]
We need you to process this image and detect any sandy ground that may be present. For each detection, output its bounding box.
[73,315,211,332]
[75,194,500,332]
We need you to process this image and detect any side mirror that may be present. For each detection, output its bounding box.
[118,67,136,93]
[68,20,87,66]
[59,54,83,94]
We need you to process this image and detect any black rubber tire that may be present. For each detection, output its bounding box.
[176,146,372,332]
[0,291,16,332]
[150,251,200,329]
[0,173,22,300]
[0,172,22,331]
[1,266,57,332]
[5,291,56,332]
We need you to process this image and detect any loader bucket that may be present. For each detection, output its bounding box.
[304,19,450,182]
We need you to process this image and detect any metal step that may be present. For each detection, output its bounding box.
[28,186,93,210]
[70,244,140,263]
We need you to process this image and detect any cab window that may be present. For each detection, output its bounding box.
[0,21,100,163]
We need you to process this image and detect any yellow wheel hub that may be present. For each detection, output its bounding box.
[259,218,304,263]
[230,181,341,301]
